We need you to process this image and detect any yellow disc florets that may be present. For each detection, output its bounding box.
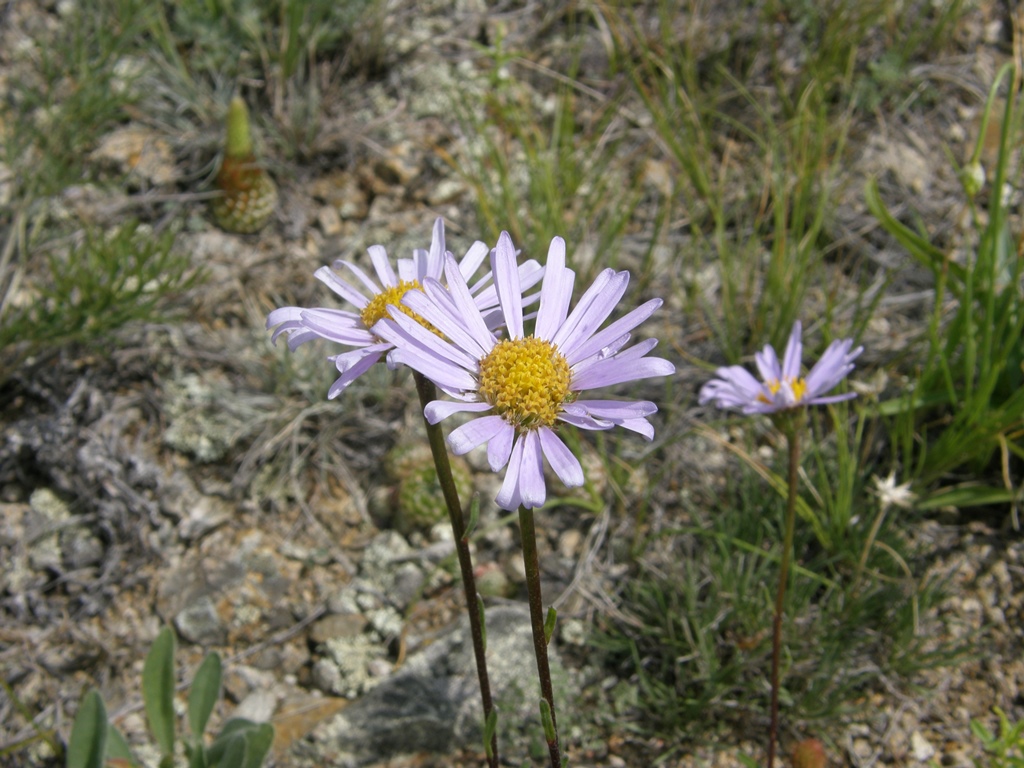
[758,376,808,404]
[478,337,574,432]
[360,280,436,335]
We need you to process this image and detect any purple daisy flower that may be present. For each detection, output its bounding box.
[372,231,676,510]
[698,321,862,414]
[267,218,543,398]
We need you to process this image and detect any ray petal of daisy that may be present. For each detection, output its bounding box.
[375,230,676,510]
[700,321,862,413]
[268,218,522,398]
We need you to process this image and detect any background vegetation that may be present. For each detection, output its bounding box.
[1,0,1021,765]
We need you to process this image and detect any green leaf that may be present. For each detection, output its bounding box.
[464,493,481,542]
[66,689,108,768]
[209,732,247,768]
[864,177,967,287]
[105,725,138,767]
[142,627,177,759]
[186,740,207,768]
[916,484,1017,511]
[211,719,274,768]
[189,652,222,741]
[477,595,487,653]
[482,709,498,759]
[543,607,557,645]
[240,723,274,768]
[538,699,556,743]
[970,717,995,746]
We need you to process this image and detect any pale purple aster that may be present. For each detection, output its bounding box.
[698,321,862,414]
[266,218,543,398]
[372,231,676,510]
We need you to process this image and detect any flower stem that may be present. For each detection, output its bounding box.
[768,427,801,768]
[518,504,563,768]
[413,372,499,768]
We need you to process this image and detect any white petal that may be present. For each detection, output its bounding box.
[458,240,490,281]
[380,309,479,371]
[403,289,490,360]
[572,356,676,390]
[555,270,630,356]
[550,268,614,350]
[756,344,781,384]
[447,414,509,454]
[568,399,658,420]
[517,431,547,509]
[566,299,662,365]
[299,309,376,345]
[496,436,526,510]
[782,321,803,381]
[314,266,370,309]
[618,418,655,439]
[425,400,492,424]
[367,245,397,287]
[538,428,584,488]
[535,237,573,340]
[443,255,497,353]
[339,260,384,296]
[396,257,417,283]
[425,218,446,278]
[487,421,515,471]
[327,349,383,398]
[492,232,524,339]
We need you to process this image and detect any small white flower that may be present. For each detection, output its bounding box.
[872,472,916,510]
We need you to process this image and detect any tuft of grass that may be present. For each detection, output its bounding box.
[868,63,1024,516]
[964,707,1024,768]
[599,3,852,360]
[141,0,386,161]
[593,416,954,747]
[449,19,650,278]
[0,221,202,388]
[5,0,151,199]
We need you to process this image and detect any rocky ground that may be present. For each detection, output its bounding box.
[1,1,1023,767]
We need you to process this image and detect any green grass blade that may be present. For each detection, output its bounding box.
[142,627,177,759]
[240,723,274,768]
[188,652,222,742]
[916,484,1018,511]
[105,724,138,767]
[864,178,966,287]
[66,689,108,768]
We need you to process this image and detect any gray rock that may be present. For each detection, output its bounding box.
[312,658,344,696]
[27,488,70,572]
[60,526,104,570]
[319,635,387,698]
[310,613,369,645]
[232,689,278,724]
[174,595,226,645]
[302,603,567,766]
[390,562,426,610]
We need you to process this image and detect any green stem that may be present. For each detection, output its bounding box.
[518,504,563,768]
[768,426,800,768]
[413,372,499,768]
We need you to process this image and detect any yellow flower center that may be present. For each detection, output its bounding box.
[758,376,808,404]
[478,337,574,432]
[359,280,436,334]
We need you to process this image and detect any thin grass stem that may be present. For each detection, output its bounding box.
[413,372,499,768]
[768,426,801,768]
[518,504,563,768]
